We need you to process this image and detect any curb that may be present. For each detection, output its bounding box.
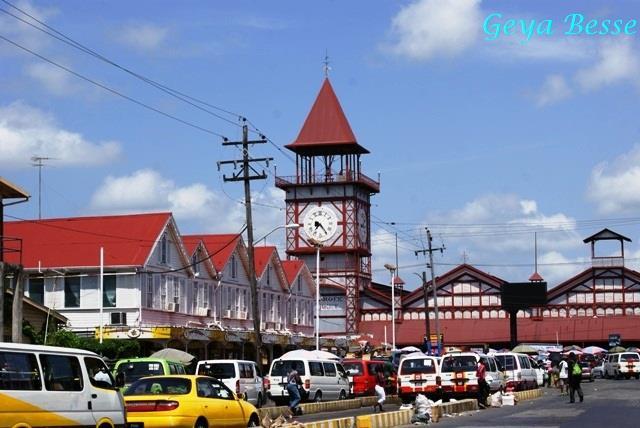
[300,417,355,428]
[430,398,478,423]
[513,388,543,402]
[355,408,413,428]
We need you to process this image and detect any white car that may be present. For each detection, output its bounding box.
[439,352,505,399]
[196,359,265,407]
[493,352,538,391]
[604,352,640,380]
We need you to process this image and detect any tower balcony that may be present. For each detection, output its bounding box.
[275,171,380,193]
[592,256,624,268]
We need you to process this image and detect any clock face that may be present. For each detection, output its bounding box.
[357,207,368,244]
[303,206,338,242]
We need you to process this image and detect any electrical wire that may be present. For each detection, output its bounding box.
[0,33,228,139]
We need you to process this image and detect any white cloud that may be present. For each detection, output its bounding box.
[114,23,169,51]
[488,37,594,63]
[535,74,572,107]
[538,251,585,290]
[0,101,121,168]
[90,169,285,238]
[385,0,481,61]
[520,199,537,215]
[576,39,640,91]
[588,145,640,215]
[0,0,57,53]
[26,62,80,96]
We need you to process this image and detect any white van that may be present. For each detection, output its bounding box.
[267,357,350,405]
[0,342,126,428]
[196,359,265,407]
[493,352,538,391]
[439,352,505,398]
[604,352,640,379]
[397,353,442,402]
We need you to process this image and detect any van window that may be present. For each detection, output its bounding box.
[85,356,115,389]
[117,361,164,383]
[198,363,236,379]
[0,351,42,391]
[495,355,516,371]
[336,364,347,378]
[240,363,254,379]
[323,362,336,377]
[270,360,306,377]
[169,364,178,374]
[441,355,476,372]
[309,362,324,376]
[401,358,436,374]
[125,377,191,395]
[343,362,363,375]
[488,358,497,372]
[40,354,83,391]
[519,356,530,369]
[622,353,639,362]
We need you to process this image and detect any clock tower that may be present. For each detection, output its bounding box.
[275,78,380,335]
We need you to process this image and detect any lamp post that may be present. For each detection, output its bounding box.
[254,223,300,246]
[308,238,323,351]
[384,263,397,351]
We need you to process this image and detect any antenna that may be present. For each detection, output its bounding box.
[30,155,56,219]
[322,50,331,77]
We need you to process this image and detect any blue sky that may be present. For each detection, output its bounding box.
[2,0,640,289]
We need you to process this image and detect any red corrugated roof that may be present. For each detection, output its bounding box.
[285,78,368,155]
[281,259,304,284]
[182,234,241,272]
[4,213,171,269]
[254,246,276,278]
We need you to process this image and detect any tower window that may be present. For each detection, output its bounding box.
[160,233,169,264]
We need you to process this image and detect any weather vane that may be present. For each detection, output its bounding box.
[323,50,331,77]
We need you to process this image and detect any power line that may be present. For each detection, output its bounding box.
[0,33,228,139]
[0,1,243,128]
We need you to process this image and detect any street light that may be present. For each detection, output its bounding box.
[253,223,300,246]
[384,263,397,351]
[308,238,324,351]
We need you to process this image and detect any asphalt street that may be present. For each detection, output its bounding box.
[435,378,640,428]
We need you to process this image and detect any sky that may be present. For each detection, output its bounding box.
[2,0,640,290]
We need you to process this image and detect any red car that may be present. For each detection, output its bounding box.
[342,359,396,397]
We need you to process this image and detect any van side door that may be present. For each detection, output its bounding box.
[322,362,339,400]
[84,356,125,426]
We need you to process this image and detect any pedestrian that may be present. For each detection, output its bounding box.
[476,358,489,409]
[373,365,386,412]
[286,366,303,417]
[558,357,569,395]
[568,353,584,403]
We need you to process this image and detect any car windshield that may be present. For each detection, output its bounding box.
[116,361,165,383]
[494,355,516,371]
[197,363,236,379]
[401,358,436,374]
[124,377,191,396]
[621,353,639,361]
[270,360,306,376]
[441,356,477,372]
[342,362,363,376]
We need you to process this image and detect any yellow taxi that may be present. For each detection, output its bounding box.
[123,374,260,428]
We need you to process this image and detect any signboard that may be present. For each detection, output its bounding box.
[501,282,547,310]
[609,333,621,348]
[320,295,346,315]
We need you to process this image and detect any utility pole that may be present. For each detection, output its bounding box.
[415,228,445,355]
[218,124,272,368]
[421,271,431,354]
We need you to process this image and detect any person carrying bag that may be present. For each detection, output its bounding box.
[286,368,303,416]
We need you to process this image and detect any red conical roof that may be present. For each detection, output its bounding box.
[286,78,369,155]
[529,272,544,282]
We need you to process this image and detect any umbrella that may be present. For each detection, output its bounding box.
[512,344,538,354]
[583,346,606,354]
[563,345,582,352]
[280,349,341,361]
[150,348,196,364]
[444,347,462,353]
[399,346,422,353]
[609,346,626,353]
[563,350,583,356]
[626,347,640,353]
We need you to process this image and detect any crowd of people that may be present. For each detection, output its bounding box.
[546,352,586,403]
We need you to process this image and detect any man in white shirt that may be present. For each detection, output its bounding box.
[558,358,568,395]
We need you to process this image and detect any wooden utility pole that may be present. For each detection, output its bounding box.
[415,229,445,355]
[218,124,272,368]
[420,271,432,354]
[11,267,24,343]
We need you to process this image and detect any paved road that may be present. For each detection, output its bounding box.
[435,378,640,427]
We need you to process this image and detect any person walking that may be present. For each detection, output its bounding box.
[373,366,386,412]
[558,357,569,395]
[476,359,489,409]
[568,353,584,403]
[286,366,303,417]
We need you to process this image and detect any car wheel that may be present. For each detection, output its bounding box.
[194,417,208,428]
[339,390,347,400]
[313,391,323,402]
[247,414,260,427]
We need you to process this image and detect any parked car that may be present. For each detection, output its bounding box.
[113,357,187,389]
[396,353,442,402]
[439,352,505,399]
[604,352,640,379]
[529,357,545,387]
[0,343,126,428]
[124,375,260,428]
[342,358,391,397]
[592,360,606,379]
[493,352,538,391]
[579,361,594,382]
[196,359,265,408]
[267,356,350,405]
